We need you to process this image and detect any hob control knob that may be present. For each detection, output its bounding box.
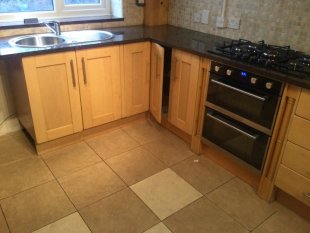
[214,66,221,72]
[226,69,233,76]
[250,77,258,84]
[265,82,273,89]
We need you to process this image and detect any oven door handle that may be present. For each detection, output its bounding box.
[210,78,267,102]
[207,113,258,140]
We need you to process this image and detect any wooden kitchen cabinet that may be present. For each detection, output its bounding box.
[122,42,151,117]
[150,43,164,123]
[21,52,83,143]
[76,46,122,129]
[270,86,310,207]
[168,49,200,135]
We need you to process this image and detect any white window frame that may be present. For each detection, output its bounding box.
[0,0,111,22]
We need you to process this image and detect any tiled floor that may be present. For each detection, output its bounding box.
[0,119,309,233]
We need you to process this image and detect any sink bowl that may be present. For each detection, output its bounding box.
[9,30,113,48]
[62,30,114,43]
[9,34,67,48]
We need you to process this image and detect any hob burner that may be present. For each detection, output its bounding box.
[210,39,310,78]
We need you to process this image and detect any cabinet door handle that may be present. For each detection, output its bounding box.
[70,60,76,87]
[207,112,258,140]
[156,56,161,79]
[303,192,310,198]
[210,78,267,102]
[82,57,87,85]
[174,59,180,81]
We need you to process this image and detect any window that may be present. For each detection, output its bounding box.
[0,0,111,21]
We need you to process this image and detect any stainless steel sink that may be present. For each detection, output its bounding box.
[9,30,114,48]
[62,30,114,43]
[9,34,68,48]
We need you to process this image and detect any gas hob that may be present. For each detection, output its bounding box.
[209,39,310,79]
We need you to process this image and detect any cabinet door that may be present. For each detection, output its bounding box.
[122,42,151,117]
[76,46,122,129]
[22,52,83,143]
[150,43,164,123]
[168,49,200,135]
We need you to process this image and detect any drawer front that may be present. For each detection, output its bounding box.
[296,89,310,121]
[288,116,310,150]
[282,142,310,179]
[275,165,310,206]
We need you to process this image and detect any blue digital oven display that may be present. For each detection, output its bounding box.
[241,71,248,77]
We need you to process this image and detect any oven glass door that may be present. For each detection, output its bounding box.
[207,73,280,129]
[203,109,269,170]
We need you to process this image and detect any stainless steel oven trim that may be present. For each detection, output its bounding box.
[210,78,268,101]
[206,112,258,140]
[205,101,272,135]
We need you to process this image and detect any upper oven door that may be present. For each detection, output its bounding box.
[206,73,280,130]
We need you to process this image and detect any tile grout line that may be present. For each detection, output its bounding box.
[0,204,12,233]
[204,193,251,232]
[36,159,84,232]
[203,176,236,196]
[0,175,55,202]
[203,176,277,232]
[39,156,94,233]
[248,210,279,232]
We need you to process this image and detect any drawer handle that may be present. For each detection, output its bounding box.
[207,113,258,140]
[70,60,76,87]
[82,57,87,85]
[303,192,310,198]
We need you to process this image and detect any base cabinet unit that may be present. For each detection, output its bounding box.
[76,46,122,129]
[168,49,200,135]
[122,42,151,117]
[274,88,310,207]
[10,42,151,145]
[21,52,83,143]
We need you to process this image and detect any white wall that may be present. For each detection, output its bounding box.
[0,61,20,136]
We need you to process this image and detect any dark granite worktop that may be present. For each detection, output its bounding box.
[1,25,309,88]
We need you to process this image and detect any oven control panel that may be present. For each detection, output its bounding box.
[210,61,283,96]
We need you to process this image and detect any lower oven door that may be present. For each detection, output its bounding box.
[203,108,270,170]
[207,74,280,130]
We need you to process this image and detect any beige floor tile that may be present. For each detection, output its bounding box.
[43,142,102,178]
[164,197,248,233]
[59,162,126,209]
[207,178,279,230]
[86,128,139,160]
[32,212,91,233]
[143,134,194,166]
[0,208,9,233]
[144,223,172,233]
[171,155,234,194]
[0,157,54,199]
[131,168,202,220]
[252,206,310,233]
[79,188,159,233]
[0,131,36,166]
[1,181,75,233]
[121,120,168,144]
[106,147,166,185]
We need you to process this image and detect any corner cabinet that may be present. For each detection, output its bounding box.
[76,46,122,129]
[21,52,83,143]
[122,42,151,117]
[168,49,200,135]
[150,43,164,123]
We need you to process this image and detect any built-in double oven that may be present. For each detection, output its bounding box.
[202,62,284,170]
